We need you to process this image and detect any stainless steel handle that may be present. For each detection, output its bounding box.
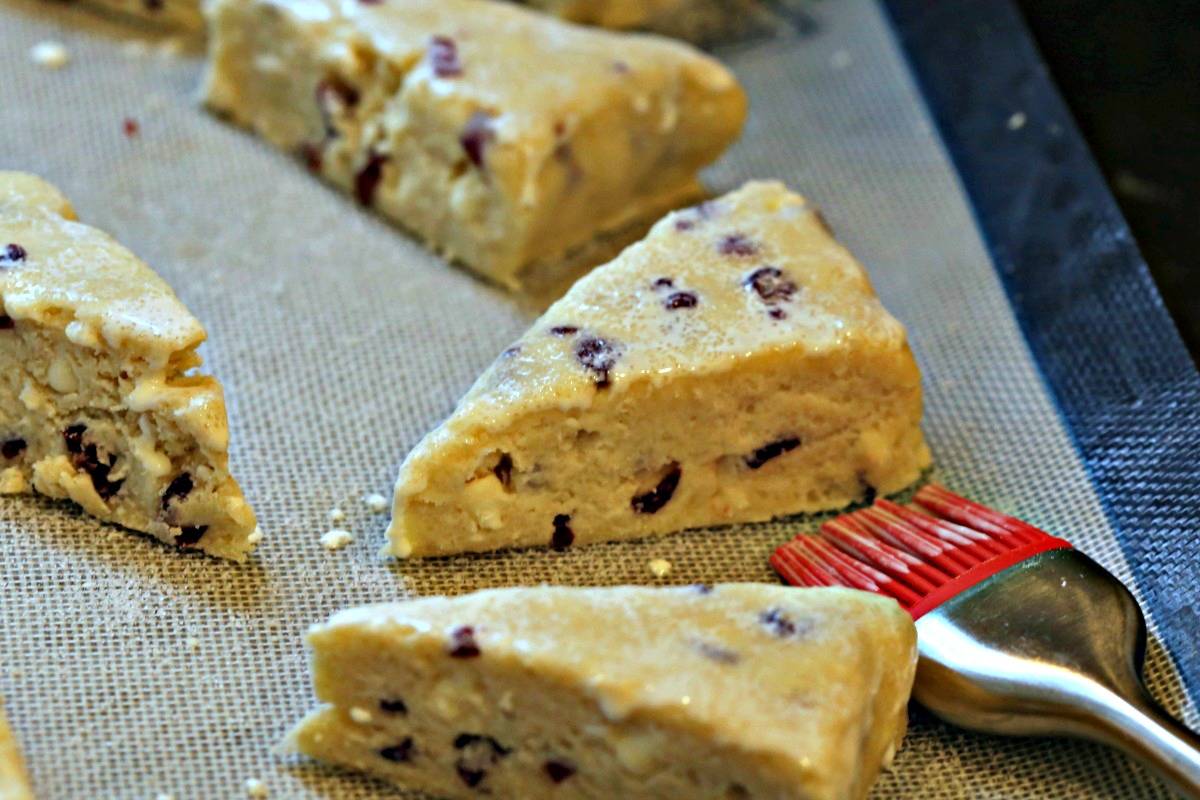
[1096,686,1200,799]
[914,549,1200,799]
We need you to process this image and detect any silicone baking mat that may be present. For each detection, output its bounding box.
[1,0,1196,797]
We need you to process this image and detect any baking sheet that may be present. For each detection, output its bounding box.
[0,0,1195,797]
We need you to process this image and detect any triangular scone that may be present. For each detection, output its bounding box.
[202,0,746,288]
[0,173,257,560]
[287,584,917,800]
[0,701,33,800]
[388,181,931,557]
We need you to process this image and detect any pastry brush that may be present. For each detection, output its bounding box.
[771,484,1200,798]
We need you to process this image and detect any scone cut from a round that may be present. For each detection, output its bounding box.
[286,584,918,800]
[387,181,932,557]
[201,0,746,288]
[0,172,258,560]
[0,700,33,800]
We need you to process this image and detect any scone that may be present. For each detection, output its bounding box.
[201,0,747,288]
[0,702,33,800]
[287,584,918,800]
[0,172,258,560]
[520,0,773,43]
[387,181,931,557]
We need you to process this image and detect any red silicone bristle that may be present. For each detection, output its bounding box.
[914,484,1049,545]
[771,485,1074,619]
[874,499,1007,561]
[852,505,977,573]
[772,535,924,610]
[821,514,950,592]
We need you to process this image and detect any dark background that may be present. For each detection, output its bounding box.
[1015,0,1200,364]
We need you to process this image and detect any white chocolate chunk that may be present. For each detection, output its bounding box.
[29,40,69,70]
[320,529,354,551]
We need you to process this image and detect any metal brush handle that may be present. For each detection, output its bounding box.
[914,548,1200,799]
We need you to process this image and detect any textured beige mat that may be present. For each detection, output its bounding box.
[0,0,1194,797]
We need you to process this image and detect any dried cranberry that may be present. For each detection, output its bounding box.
[316,77,360,111]
[429,35,463,78]
[549,325,578,336]
[631,465,681,514]
[354,152,388,206]
[653,277,674,288]
[1,439,26,459]
[550,514,574,550]
[161,473,194,510]
[62,425,86,454]
[453,733,511,787]
[379,698,408,714]
[448,625,481,658]
[175,525,208,547]
[493,453,513,487]
[379,738,414,763]
[543,760,576,783]
[122,118,139,137]
[718,233,759,257]
[67,435,123,500]
[768,307,787,320]
[456,766,486,788]
[2,244,26,264]
[61,424,126,501]
[674,202,716,231]
[299,143,323,172]
[694,641,740,664]
[315,78,359,138]
[664,291,699,310]
[574,337,618,388]
[760,607,800,637]
[744,437,800,469]
[0,316,13,330]
[745,266,797,303]
[460,112,496,169]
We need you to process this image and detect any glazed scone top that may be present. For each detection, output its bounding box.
[451,181,911,423]
[0,172,205,365]
[252,0,744,160]
[312,584,917,792]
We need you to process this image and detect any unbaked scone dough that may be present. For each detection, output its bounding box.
[287,584,918,800]
[201,0,746,288]
[0,172,258,560]
[0,701,33,800]
[387,181,931,557]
